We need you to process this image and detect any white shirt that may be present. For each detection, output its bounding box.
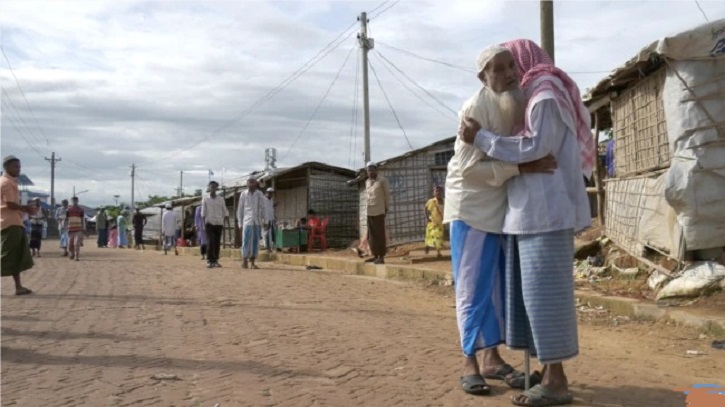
[474,96,591,235]
[236,189,265,226]
[161,210,177,237]
[263,197,275,222]
[201,195,229,226]
[443,87,521,234]
[443,138,520,233]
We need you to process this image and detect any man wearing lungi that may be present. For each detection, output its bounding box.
[55,199,69,256]
[237,176,265,269]
[1,155,36,295]
[364,162,390,265]
[462,39,594,406]
[445,44,556,396]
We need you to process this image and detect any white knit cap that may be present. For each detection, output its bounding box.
[366,161,377,168]
[476,45,509,74]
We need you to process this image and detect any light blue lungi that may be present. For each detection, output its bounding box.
[118,229,128,247]
[505,229,578,364]
[58,225,68,249]
[450,220,506,357]
[241,224,261,259]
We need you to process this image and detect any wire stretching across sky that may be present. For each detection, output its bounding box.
[282,43,358,162]
[1,47,53,149]
[371,52,455,120]
[368,58,414,151]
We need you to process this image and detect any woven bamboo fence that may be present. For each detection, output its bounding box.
[611,67,670,176]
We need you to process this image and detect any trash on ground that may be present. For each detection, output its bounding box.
[656,262,725,301]
[151,373,181,381]
[712,340,725,350]
[685,350,706,356]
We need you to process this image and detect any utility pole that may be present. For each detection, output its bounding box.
[44,152,61,206]
[130,164,136,209]
[176,170,184,197]
[540,0,555,63]
[358,11,374,164]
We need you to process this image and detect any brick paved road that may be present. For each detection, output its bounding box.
[2,245,723,406]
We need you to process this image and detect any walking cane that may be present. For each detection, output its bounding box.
[524,349,531,390]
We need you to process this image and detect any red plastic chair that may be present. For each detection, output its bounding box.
[308,217,329,251]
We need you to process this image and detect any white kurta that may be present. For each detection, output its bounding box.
[162,210,177,237]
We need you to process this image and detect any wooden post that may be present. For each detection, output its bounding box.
[232,187,239,248]
[593,112,606,227]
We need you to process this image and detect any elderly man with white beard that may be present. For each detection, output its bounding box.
[462,39,595,407]
[444,45,556,396]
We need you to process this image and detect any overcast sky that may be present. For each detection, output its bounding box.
[1,0,723,207]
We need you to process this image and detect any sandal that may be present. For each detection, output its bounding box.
[15,287,33,296]
[511,384,573,406]
[460,374,491,396]
[484,364,542,389]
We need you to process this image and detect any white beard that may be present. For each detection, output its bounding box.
[461,87,525,136]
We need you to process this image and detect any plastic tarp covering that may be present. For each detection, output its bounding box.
[659,19,725,251]
[637,174,681,254]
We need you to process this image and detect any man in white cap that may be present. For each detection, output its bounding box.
[1,155,36,295]
[262,187,276,253]
[237,175,265,269]
[364,161,391,264]
[161,203,178,255]
[444,44,556,396]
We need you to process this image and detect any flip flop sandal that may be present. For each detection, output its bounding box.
[484,364,542,389]
[460,374,491,396]
[15,288,33,296]
[511,384,573,406]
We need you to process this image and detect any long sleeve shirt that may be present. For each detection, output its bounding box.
[443,138,520,233]
[162,210,177,237]
[263,197,275,222]
[236,189,265,226]
[365,176,391,217]
[473,98,591,234]
[201,195,229,226]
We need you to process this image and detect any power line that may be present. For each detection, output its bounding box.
[1,100,45,159]
[375,50,458,115]
[145,21,359,167]
[368,0,390,15]
[694,0,709,22]
[1,88,47,150]
[371,52,455,119]
[370,0,400,20]
[368,58,414,151]
[348,48,361,168]
[282,43,357,163]
[1,47,52,148]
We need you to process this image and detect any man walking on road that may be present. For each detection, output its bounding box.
[237,176,265,269]
[55,199,69,256]
[201,181,228,268]
[1,155,35,295]
[445,44,557,396]
[133,208,147,250]
[66,196,86,261]
[162,204,178,256]
[96,208,108,248]
[461,39,594,406]
[364,162,390,265]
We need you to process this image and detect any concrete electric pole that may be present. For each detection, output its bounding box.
[358,11,374,164]
[130,163,136,209]
[44,152,61,206]
[540,0,555,63]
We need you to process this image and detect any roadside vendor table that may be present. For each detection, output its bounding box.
[275,228,307,251]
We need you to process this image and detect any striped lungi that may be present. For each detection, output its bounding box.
[450,221,506,357]
[505,229,578,364]
[241,224,261,258]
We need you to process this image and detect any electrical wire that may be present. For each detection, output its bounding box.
[1,88,47,151]
[371,52,455,119]
[1,100,45,159]
[348,49,361,168]
[145,21,359,167]
[368,0,390,15]
[375,50,458,115]
[370,0,400,20]
[282,43,357,162]
[368,58,414,150]
[694,0,709,22]
[1,47,52,148]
